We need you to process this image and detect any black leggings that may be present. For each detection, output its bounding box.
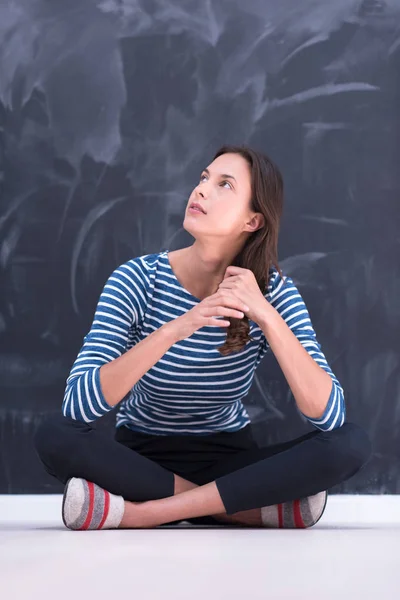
[34,414,372,522]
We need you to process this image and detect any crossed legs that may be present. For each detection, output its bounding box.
[34,415,372,529]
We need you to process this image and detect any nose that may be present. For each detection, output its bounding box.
[196,182,209,198]
[194,177,211,201]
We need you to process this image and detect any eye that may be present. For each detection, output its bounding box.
[220,180,232,189]
[199,174,232,189]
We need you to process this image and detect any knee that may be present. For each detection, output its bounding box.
[33,413,78,465]
[324,422,372,475]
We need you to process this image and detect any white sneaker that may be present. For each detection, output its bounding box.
[260,490,328,528]
[62,477,125,531]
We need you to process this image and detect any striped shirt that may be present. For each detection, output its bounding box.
[62,249,346,435]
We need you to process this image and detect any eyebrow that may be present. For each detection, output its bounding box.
[202,167,237,183]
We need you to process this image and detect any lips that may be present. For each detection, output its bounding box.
[189,202,206,214]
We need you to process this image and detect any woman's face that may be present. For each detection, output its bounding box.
[184,152,257,237]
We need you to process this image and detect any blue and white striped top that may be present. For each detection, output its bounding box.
[62,249,346,435]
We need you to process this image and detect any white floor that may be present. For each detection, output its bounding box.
[1,495,399,600]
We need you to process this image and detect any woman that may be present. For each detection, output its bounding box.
[34,144,371,530]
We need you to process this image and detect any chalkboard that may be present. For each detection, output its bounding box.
[0,0,399,493]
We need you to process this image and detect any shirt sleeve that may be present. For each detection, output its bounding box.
[260,269,346,431]
[62,258,149,422]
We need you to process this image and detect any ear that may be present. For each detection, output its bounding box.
[246,212,265,232]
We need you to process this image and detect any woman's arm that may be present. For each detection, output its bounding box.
[62,259,178,422]
[258,270,345,431]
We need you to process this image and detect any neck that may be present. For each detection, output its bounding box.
[184,243,241,280]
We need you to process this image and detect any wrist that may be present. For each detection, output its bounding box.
[256,305,279,332]
[161,321,180,344]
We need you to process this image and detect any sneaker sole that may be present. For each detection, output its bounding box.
[61,477,74,530]
[308,490,328,528]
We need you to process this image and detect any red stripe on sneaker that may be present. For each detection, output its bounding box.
[293,499,305,528]
[80,481,95,530]
[278,503,283,528]
[98,490,110,530]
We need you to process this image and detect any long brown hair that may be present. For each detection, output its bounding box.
[213,144,284,356]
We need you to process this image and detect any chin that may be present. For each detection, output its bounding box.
[182,214,200,232]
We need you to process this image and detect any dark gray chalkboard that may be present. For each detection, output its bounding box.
[0,0,399,493]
